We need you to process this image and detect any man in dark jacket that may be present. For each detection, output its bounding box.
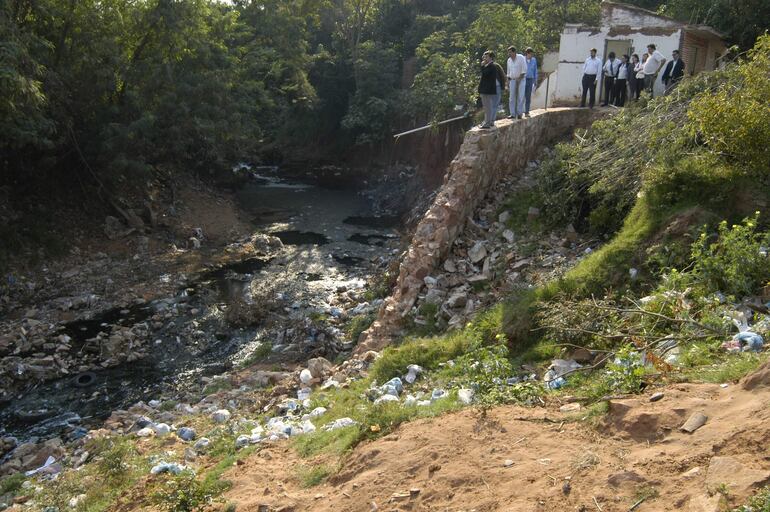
[662,50,685,92]
[478,51,498,129]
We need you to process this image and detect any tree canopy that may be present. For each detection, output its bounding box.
[1,0,767,200]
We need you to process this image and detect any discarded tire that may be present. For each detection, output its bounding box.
[74,372,96,388]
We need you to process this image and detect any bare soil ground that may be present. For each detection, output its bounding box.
[222,362,770,512]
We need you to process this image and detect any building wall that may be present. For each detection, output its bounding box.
[602,2,681,28]
[543,4,688,105]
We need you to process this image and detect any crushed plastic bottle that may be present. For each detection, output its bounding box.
[322,417,358,431]
[404,364,424,384]
[150,462,187,475]
[458,388,475,405]
[430,389,448,402]
[374,394,399,405]
[383,377,404,395]
[724,332,764,352]
[545,377,566,390]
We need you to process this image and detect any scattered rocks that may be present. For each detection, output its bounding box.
[706,456,770,495]
[211,409,231,423]
[468,242,487,264]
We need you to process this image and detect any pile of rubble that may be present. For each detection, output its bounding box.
[410,160,593,331]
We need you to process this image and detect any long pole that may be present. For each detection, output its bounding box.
[545,74,550,110]
[393,113,470,140]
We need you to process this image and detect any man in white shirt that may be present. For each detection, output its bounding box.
[642,43,666,97]
[580,48,602,108]
[506,46,527,119]
[601,51,621,106]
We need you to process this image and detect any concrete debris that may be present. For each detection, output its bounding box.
[681,412,708,433]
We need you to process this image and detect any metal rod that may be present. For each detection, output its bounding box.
[393,113,470,140]
[545,74,550,110]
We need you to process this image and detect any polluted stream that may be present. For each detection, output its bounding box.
[0,166,402,440]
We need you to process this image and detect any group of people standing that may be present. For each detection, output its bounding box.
[477,42,686,129]
[477,46,538,129]
[581,43,685,108]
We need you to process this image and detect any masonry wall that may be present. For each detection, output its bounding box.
[356,108,592,353]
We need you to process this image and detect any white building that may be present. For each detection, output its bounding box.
[532,1,727,107]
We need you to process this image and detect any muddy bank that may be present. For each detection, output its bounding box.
[0,168,403,441]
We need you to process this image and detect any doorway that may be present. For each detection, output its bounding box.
[599,39,632,102]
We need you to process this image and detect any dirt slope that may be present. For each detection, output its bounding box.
[223,362,770,511]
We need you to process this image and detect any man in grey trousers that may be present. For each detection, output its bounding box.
[477,51,498,129]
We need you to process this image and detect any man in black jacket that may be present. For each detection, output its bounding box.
[478,51,498,129]
[662,50,685,92]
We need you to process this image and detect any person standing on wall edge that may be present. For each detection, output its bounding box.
[524,47,538,117]
[643,43,666,97]
[614,54,629,107]
[493,57,507,116]
[601,51,620,106]
[477,51,498,130]
[507,46,527,119]
[580,48,601,108]
[661,49,685,93]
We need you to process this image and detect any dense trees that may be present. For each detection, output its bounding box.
[1,0,768,203]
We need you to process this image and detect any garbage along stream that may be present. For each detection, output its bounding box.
[0,166,403,441]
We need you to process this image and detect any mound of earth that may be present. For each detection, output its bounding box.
[222,361,770,511]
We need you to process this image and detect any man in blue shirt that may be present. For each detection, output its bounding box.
[524,48,538,117]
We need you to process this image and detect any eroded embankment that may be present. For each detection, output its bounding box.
[222,360,770,512]
[358,108,593,353]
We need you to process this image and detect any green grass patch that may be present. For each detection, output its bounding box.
[203,379,234,395]
[370,332,474,383]
[500,188,544,234]
[239,341,273,368]
[293,426,361,458]
[296,464,335,488]
[0,473,26,496]
[539,196,664,299]
[158,400,179,412]
[346,313,375,343]
[292,388,462,459]
[683,352,768,384]
[34,436,149,512]
[733,485,770,511]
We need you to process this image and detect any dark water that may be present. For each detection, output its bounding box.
[0,166,401,441]
[0,260,269,439]
[348,233,390,246]
[343,215,401,229]
[272,230,330,246]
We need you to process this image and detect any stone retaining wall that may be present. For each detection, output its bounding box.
[356,108,592,353]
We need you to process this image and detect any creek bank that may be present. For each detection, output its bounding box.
[358,108,594,353]
[0,167,403,443]
[406,150,597,332]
